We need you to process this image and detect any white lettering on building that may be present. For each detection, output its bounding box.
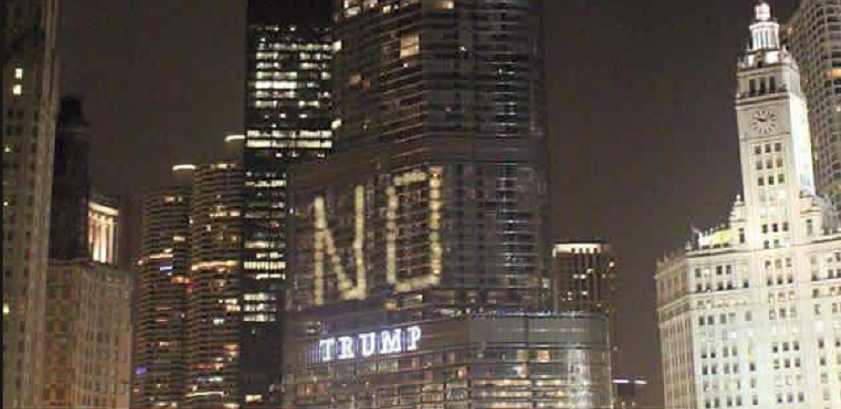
[319,326,422,362]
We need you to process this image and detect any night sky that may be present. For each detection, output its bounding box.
[60,1,801,406]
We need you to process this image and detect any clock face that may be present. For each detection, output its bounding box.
[750,109,779,135]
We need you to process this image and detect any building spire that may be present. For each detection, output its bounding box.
[754,1,772,22]
[749,1,780,51]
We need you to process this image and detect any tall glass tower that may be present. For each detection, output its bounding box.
[282,1,613,408]
[242,1,333,406]
[786,0,841,210]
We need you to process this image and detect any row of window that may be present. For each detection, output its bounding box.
[757,173,786,186]
[754,142,783,155]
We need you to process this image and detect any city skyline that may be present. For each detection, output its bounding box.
[34,0,816,407]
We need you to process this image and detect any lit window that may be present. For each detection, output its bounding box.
[344,0,360,17]
[14,68,23,79]
[12,84,22,95]
[400,33,420,58]
[3,303,9,316]
[333,40,342,52]
[436,0,454,9]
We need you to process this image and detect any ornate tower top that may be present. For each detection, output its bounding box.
[741,1,787,69]
[749,1,780,52]
[754,1,772,22]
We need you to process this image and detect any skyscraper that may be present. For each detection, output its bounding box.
[134,137,247,409]
[785,0,841,210]
[132,167,193,409]
[656,3,841,408]
[3,1,61,407]
[184,160,245,409]
[49,96,91,261]
[242,2,333,404]
[282,1,613,408]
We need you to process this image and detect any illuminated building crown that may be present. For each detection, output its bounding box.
[749,1,780,52]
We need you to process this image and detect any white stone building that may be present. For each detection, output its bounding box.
[656,3,841,409]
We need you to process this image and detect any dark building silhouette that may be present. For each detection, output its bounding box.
[241,1,333,406]
[49,96,92,261]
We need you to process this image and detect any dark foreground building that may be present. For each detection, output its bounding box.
[49,97,91,261]
[282,1,613,408]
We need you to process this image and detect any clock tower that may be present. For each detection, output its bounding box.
[734,1,823,249]
[658,4,841,409]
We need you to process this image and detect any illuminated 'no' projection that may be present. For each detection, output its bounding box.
[313,169,444,305]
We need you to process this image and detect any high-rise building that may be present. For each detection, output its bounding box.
[242,2,333,404]
[612,377,647,409]
[281,1,613,408]
[184,160,245,409]
[550,241,617,316]
[132,166,193,409]
[41,260,134,409]
[656,3,841,408]
[49,96,91,261]
[3,1,61,407]
[133,137,247,409]
[550,241,623,402]
[89,194,121,266]
[785,0,841,210]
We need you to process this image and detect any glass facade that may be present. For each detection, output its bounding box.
[282,1,612,408]
[242,2,333,405]
[786,0,841,210]
[283,315,613,409]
